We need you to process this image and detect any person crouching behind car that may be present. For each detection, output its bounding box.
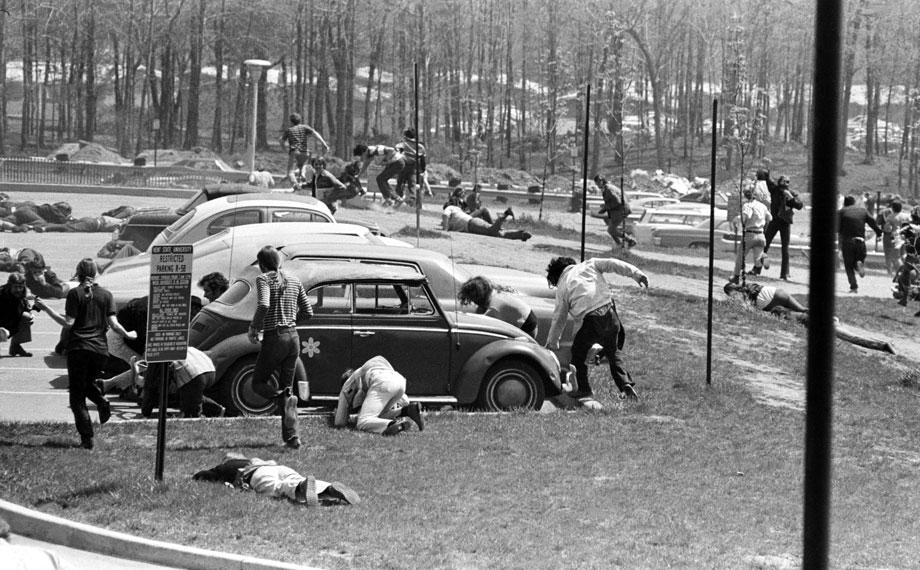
[334,355,424,435]
[458,276,538,338]
[249,246,313,449]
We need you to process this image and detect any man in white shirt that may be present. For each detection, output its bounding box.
[730,186,772,282]
[544,256,648,405]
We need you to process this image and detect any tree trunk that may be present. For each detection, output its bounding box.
[0,0,6,154]
[184,0,206,149]
[839,0,869,174]
[210,0,226,152]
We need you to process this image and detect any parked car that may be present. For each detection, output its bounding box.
[632,205,727,244]
[149,193,335,249]
[191,262,567,415]
[97,223,411,306]
[651,219,732,248]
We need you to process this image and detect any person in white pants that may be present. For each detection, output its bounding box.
[334,355,424,435]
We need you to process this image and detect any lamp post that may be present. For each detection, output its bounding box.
[244,59,271,172]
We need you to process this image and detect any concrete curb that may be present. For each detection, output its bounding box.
[0,498,321,570]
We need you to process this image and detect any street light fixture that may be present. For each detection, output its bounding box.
[244,59,271,172]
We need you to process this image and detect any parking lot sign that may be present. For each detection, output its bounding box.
[146,245,194,362]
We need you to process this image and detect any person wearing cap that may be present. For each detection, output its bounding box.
[729,185,772,283]
[334,355,424,435]
[838,195,883,293]
[248,245,313,449]
[193,452,360,507]
[762,174,803,280]
[280,112,329,185]
[35,259,137,450]
[0,273,34,358]
[544,256,648,406]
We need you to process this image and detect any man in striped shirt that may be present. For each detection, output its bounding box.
[249,246,313,448]
[280,113,329,185]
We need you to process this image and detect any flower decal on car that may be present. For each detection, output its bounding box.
[301,337,321,358]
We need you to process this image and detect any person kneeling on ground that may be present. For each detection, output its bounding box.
[193,452,359,507]
[441,204,530,241]
[334,355,424,435]
[458,276,538,338]
[139,346,226,418]
[0,273,35,357]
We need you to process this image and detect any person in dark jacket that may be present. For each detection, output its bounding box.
[838,195,882,293]
[0,273,34,357]
[762,175,803,280]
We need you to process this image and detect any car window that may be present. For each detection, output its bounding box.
[271,209,334,223]
[307,283,352,315]
[206,209,262,236]
[353,282,433,316]
[647,213,688,224]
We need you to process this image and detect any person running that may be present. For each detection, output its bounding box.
[395,127,427,201]
[730,186,772,282]
[877,199,911,276]
[334,355,424,435]
[353,143,406,206]
[458,276,538,338]
[35,259,137,450]
[594,175,635,248]
[838,194,882,293]
[280,113,329,185]
[248,246,313,449]
[544,256,649,406]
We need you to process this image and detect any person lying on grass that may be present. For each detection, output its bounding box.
[193,452,359,507]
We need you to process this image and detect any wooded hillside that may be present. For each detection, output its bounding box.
[1,0,919,188]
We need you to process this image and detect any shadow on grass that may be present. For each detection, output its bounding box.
[33,481,125,508]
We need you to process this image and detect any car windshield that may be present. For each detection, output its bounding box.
[159,209,196,242]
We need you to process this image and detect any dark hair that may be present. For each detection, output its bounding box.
[546,257,577,287]
[403,127,416,139]
[723,282,739,296]
[75,258,97,282]
[458,276,493,308]
[353,144,369,157]
[593,175,605,186]
[742,186,754,199]
[755,168,769,181]
[471,184,482,192]
[777,175,789,187]
[289,113,302,125]
[843,195,856,207]
[312,156,326,169]
[256,246,287,293]
[198,272,229,299]
[6,272,25,287]
[892,201,903,213]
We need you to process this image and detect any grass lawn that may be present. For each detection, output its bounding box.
[2,284,918,569]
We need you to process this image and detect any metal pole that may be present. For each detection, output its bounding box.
[415,62,421,246]
[803,0,842,566]
[580,84,591,262]
[249,69,259,173]
[706,99,718,386]
[154,364,168,481]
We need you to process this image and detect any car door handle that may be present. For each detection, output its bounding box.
[353,330,375,337]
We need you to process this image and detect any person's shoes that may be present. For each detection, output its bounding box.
[382,199,393,207]
[745,270,760,276]
[849,287,858,294]
[282,388,299,432]
[503,207,515,220]
[80,436,93,450]
[9,344,32,357]
[728,275,740,285]
[623,385,640,401]
[521,231,533,242]
[759,253,771,269]
[856,261,865,278]
[285,436,302,450]
[914,309,920,317]
[94,379,106,396]
[33,225,45,233]
[294,475,318,506]
[403,402,425,431]
[393,197,405,207]
[780,274,790,281]
[322,481,361,505]
[98,400,112,425]
[382,417,412,436]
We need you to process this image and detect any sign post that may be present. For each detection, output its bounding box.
[146,245,194,481]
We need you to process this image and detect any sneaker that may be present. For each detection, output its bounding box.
[9,344,32,357]
[94,379,106,396]
[623,385,640,401]
[382,417,412,436]
[98,400,112,424]
[285,436,302,449]
[856,261,865,278]
[80,436,93,450]
[503,207,515,220]
[759,253,771,270]
[322,481,361,505]
[294,475,318,506]
[403,402,425,431]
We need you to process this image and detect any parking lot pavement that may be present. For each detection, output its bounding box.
[10,534,182,570]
